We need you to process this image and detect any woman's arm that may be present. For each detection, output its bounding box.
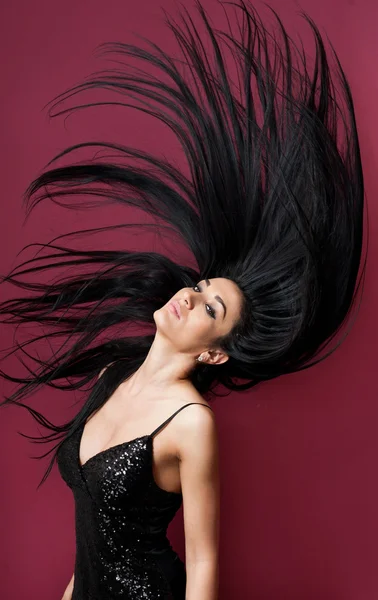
[177,406,220,600]
[61,572,74,600]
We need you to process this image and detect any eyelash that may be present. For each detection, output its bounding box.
[192,284,216,319]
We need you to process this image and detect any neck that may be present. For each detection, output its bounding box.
[127,334,195,395]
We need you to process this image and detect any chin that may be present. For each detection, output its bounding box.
[152,308,164,325]
[154,308,180,339]
[152,306,168,328]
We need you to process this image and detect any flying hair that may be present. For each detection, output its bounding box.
[0,0,367,487]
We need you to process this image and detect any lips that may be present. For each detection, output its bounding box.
[168,301,181,319]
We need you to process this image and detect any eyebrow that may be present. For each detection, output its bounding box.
[205,278,227,320]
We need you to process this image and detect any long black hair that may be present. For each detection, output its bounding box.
[0,0,367,486]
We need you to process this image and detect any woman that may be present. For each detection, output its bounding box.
[58,277,242,599]
[0,1,366,599]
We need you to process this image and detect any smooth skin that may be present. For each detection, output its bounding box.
[61,277,244,600]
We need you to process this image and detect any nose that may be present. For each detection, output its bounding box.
[183,288,194,310]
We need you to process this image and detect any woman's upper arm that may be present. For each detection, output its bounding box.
[177,406,220,565]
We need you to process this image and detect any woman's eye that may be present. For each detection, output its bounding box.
[206,305,216,318]
[192,284,216,319]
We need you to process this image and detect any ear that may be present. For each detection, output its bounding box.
[207,349,229,366]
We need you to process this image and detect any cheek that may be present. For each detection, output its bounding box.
[186,313,213,338]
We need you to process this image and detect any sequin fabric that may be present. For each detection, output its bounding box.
[57,402,212,600]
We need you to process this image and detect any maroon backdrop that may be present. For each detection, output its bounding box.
[1,0,377,598]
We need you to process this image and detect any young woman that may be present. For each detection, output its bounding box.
[58,276,242,600]
[0,1,366,599]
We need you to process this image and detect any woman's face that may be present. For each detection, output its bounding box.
[154,277,244,363]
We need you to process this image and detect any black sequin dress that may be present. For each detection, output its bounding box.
[57,402,212,600]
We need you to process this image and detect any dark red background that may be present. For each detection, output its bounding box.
[1,1,377,598]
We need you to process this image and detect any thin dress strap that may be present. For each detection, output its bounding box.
[150,402,213,438]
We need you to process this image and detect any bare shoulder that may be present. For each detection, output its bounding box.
[174,386,215,427]
[172,387,218,460]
